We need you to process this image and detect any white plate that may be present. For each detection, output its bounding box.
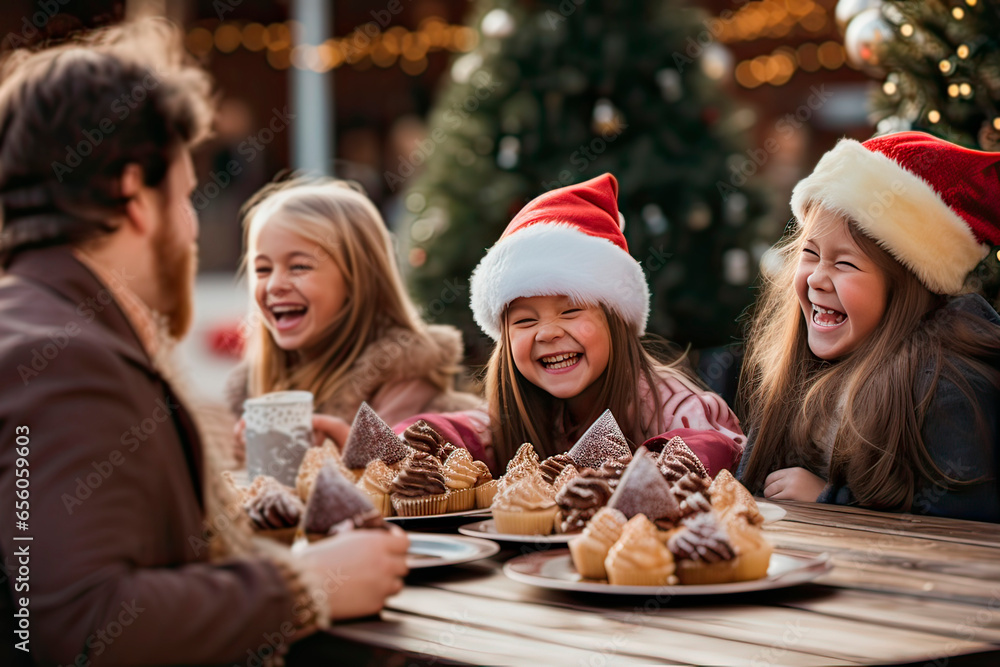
[406,533,500,569]
[385,508,492,523]
[757,501,786,524]
[503,550,831,595]
[458,520,575,544]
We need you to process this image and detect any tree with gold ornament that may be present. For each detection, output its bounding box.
[396,0,771,364]
[841,0,1000,149]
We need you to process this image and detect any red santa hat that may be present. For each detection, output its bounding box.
[470,173,650,340]
[791,131,1000,295]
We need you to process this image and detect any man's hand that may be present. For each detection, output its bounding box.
[763,467,826,502]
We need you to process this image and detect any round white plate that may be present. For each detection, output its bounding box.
[385,508,492,524]
[458,519,575,544]
[406,533,500,569]
[503,550,831,595]
[757,501,786,524]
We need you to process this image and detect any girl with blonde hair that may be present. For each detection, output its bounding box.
[739,132,1000,522]
[396,174,745,474]
[227,176,481,449]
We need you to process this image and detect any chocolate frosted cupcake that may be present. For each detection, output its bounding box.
[341,403,411,476]
[472,460,497,508]
[668,511,740,584]
[596,454,631,490]
[556,470,614,534]
[568,409,632,470]
[403,420,451,459]
[244,475,303,545]
[658,435,710,484]
[551,464,578,493]
[539,453,574,485]
[443,449,478,512]
[491,470,558,535]
[391,451,449,516]
[498,442,541,493]
[303,462,384,541]
[356,459,395,516]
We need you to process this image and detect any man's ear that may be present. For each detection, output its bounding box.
[120,163,155,236]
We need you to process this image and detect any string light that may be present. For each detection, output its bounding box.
[735,41,850,88]
[187,19,476,74]
[966,0,978,6]
[952,7,965,20]
[939,59,954,74]
[959,82,972,98]
[883,81,898,95]
[928,110,941,123]
[900,24,914,37]
[957,44,970,59]
[994,118,1000,131]
[948,83,960,97]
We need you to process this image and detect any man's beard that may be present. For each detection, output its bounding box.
[153,221,197,340]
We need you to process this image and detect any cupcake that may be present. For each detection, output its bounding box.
[569,507,627,579]
[491,471,558,535]
[551,464,579,493]
[340,402,411,478]
[667,510,770,584]
[709,469,764,526]
[671,472,712,519]
[497,442,541,493]
[472,461,498,508]
[539,453,574,485]
[243,475,303,545]
[296,440,353,501]
[390,451,449,516]
[658,435,709,484]
[596,454,631,491]
[555,470,614,534]
[403,420,453,460]
[356,459,395,516]
[568,409,632,470]
[302,462,384,541]
[443,449,478,511]
[604,514,677,586]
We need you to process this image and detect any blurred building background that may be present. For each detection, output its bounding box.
[3,0,996,400]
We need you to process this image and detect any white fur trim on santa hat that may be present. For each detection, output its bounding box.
[791,138,987,295]
[470,222,650,340]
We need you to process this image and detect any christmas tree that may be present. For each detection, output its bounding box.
[394,0,772,363]
[859,0,1000,149]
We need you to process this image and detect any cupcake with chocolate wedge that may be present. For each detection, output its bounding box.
[302,462,386,541]
[568,409,632,471]
[606,447,683,530]
[341,402,411,480]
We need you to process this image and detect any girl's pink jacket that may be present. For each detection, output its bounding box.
[393,371,745,477]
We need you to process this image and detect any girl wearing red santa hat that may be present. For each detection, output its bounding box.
[739,131,1000,522]
[397,173,745,475]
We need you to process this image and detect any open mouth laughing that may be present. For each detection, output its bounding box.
[269,303,308,331]
[811,303,846,328]
[538,352,581,370]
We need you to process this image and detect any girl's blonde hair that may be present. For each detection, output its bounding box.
[240,176,448,407]
[739,208,1000,510]
[484,303,701,470]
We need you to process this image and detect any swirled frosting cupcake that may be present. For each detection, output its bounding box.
[390,451,448,516]
[244,475,303,545]
[708,469,764,526]
[491,470,558,535]
[402,420,455,461]
[604,514,677,586]
[555,470,614,534]
[356,459,395,516]
[539,453,574,485]
[568,507,627,579]
[443,448,479,511]
[658,435,709,484]
[497,442,541,493]
[472,460,497,508]
[551,463,579,493]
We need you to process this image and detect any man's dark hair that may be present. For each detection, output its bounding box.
[0,18,213,266]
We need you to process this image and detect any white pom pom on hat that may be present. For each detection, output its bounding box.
[469,173,650,340]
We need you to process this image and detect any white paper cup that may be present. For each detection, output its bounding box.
[243,391,313,487]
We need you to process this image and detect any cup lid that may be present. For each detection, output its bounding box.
[243,390,314,409]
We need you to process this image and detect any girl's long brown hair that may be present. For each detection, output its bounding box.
[739,208,1000,511]
[484,303,703,470]
[240,177,451,408]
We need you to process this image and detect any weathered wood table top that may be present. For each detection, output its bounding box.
[326,502,1000,666]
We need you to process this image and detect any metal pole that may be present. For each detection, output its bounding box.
[291,0,334,174]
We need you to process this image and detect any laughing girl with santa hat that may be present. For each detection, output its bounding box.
[739,131,1000,522]
[397,173,745,476]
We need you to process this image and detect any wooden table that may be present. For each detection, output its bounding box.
[325,502,1000,666]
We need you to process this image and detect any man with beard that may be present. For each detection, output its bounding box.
[0,20,409,667]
